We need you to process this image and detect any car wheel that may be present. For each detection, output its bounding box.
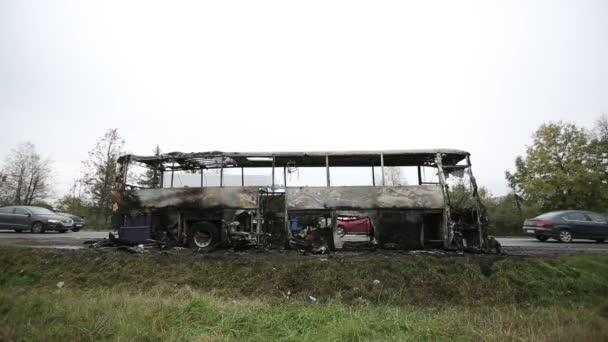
[31,222,44,234]
[557,229,572,243]
[595,239,605,243]
[535,236,549,242]
[72,228,81,232]
[335,226,346,237]
[187,222,219,250]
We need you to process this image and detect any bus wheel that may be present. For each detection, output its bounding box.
[188,222,219,250]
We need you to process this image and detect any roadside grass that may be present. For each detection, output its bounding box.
[1,289,606,341]
[2,248,607,306]
[1,247,607,341]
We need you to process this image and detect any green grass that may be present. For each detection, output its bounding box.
[1,247,607,341]
[1,290,606,341]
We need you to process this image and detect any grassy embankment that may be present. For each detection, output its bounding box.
[1,247,607,341]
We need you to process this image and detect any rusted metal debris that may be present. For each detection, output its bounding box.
[110,149,498,253]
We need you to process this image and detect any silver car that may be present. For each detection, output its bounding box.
[0,206,73,233]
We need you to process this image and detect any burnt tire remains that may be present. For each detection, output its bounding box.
[188,222,219,250]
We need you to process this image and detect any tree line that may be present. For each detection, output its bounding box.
[0,129,139,229]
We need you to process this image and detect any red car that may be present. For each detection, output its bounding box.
[336,217,372,236]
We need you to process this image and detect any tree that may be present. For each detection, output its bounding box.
[0,171,8,206]
[506,121,606,212]
[447,176,542,235]
[484,193,541,235]
[55,195,91,219]
[55,178,88,215]
[0,142,53,205]
[593,114,608,141]
[82,129,125,223]
[138,145,162,188]
[448,178,491,208]
[384,167,406,186]
[589,114,608,188]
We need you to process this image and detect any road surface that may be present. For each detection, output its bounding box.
[0,230,108,249]
[0,230,606,255]
[497,237,608,255]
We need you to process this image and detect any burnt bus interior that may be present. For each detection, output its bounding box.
[112,150,490,251]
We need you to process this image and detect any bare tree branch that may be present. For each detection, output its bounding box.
[0,142,53,205]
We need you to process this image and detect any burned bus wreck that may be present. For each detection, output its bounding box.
[111,150,494,252]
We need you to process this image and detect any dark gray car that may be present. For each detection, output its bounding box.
[55,212,86,232]
[0,206,74,233]
[522,210,608,243]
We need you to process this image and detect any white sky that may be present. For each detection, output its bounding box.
[1,0,607,199]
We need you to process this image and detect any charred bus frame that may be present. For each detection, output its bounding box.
[112,149,490,251]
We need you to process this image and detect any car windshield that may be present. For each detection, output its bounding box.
[29,207,54,215]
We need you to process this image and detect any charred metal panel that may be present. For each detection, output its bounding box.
[377,210,423,249]
[286,186,444,210]
[120,187,259,210]
[261,192,286,215]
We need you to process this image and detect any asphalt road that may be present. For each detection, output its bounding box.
[0,230,108,249]
[497,237,608,255]
[0,230,606,255]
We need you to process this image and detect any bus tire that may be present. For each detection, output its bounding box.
[187,222,219,250]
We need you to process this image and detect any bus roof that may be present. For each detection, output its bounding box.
[121,149,470,170]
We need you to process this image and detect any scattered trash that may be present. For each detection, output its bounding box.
[408,250,447,256]
[308,295,318,303]
[312,245,328,255]
[130,244,146,253]
[373,279,381,285]
[320,258,328,262]
[56,281,64,289]
[109,232,120,244]
[288,238,310,250]
[487,236,502,254]
[116,244,148,254]
[289,237,330,255]
[287,290,292,297]
[87,238,118,248]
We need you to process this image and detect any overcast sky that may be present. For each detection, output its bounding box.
[1,0,607,199]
